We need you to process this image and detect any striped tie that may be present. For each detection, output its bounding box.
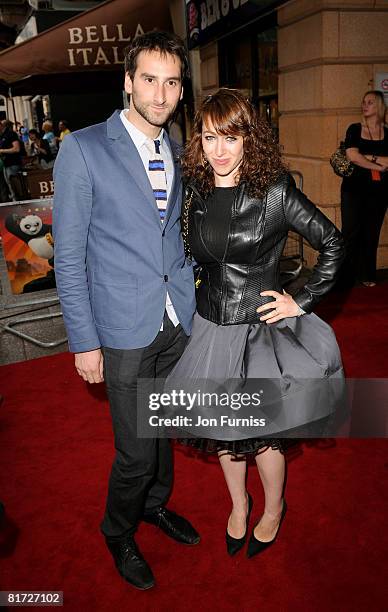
[146,138,168,223]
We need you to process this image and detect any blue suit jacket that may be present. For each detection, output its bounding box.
[53,110,195,352]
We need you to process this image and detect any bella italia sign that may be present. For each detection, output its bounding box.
[67,22,144,67]
[0,0,172,83]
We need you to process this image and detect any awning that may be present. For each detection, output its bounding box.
[0,70,124,96]
[0,0,172,92]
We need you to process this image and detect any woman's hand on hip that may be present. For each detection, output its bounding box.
[256,290,301,324]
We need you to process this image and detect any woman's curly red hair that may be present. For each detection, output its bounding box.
[182,88,287,198]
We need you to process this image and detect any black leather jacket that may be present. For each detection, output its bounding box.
[185,173,344,325]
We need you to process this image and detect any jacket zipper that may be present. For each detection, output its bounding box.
[220,183,244,323]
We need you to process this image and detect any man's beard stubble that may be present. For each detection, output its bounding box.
[131,94,176,128]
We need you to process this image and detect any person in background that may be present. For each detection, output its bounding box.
[56,120,71,146]
[19,124,30,154]
[340,90,388,287]
[0,155,10,202]
[20,124,30,144]
[42,120,58,156]
[29,129,54,169]
[0,120,22,200]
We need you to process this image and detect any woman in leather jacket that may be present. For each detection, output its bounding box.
[167,89,345,558]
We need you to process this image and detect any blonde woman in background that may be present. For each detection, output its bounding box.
[340,90,388,287]
[42,120,58,156]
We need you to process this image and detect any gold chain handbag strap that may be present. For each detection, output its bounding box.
[181,187,202,288]
[182,187,194,260]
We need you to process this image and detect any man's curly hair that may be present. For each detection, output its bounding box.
[182,88,287,199]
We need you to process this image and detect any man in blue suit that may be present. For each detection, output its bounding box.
[53,31,198,590]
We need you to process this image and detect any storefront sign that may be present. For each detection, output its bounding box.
[186,0,281,49]
[0,0,172,83]
[24,170,54,200]
[67,22,144,67]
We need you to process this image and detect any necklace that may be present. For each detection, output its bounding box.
[366,122,382,141]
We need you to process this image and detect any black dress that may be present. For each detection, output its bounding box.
[341,122,388,284]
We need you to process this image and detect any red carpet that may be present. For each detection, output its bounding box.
[0,285,387,611]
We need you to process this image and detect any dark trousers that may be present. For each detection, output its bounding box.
[0,168,10,203]
[100,312,189,540]
[340,182,387,284]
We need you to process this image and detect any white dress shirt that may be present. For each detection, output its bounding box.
[119,110,180,330]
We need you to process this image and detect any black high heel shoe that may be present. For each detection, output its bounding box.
[226,493,253,556]
[247,499,287,559]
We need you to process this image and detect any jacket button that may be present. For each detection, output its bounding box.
[162,230,165,236]
[164,275,168,282]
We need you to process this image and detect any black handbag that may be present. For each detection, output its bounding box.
[330,141,354,177]
[182,188,202,288]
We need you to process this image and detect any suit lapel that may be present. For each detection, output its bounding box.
[106,111,161,226]
[163,134,182,229]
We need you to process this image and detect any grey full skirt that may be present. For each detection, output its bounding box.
[166,311,345,455]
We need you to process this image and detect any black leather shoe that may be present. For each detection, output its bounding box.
[143,507,200,545]
[226,492,253,556]
[106,536,155,590]
[247,499,287,558]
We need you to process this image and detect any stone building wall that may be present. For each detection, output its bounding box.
[278,0,388,267]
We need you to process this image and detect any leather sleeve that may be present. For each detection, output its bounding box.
[282,175,345,313]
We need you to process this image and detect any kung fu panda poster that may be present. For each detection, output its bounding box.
[0,200,55,294]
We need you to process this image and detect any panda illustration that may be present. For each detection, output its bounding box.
[5,213,54,264]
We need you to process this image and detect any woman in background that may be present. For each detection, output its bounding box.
[42,120,58,157]
[341,90,388,287]
[28,129,54,169]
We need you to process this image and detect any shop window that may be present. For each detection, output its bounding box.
[218,20,278,135]
[219,32,254,99]
[257,27,279,134]
[0,96,6,121]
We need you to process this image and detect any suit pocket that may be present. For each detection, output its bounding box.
[92,279,137,330]
[180,264,194,281]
